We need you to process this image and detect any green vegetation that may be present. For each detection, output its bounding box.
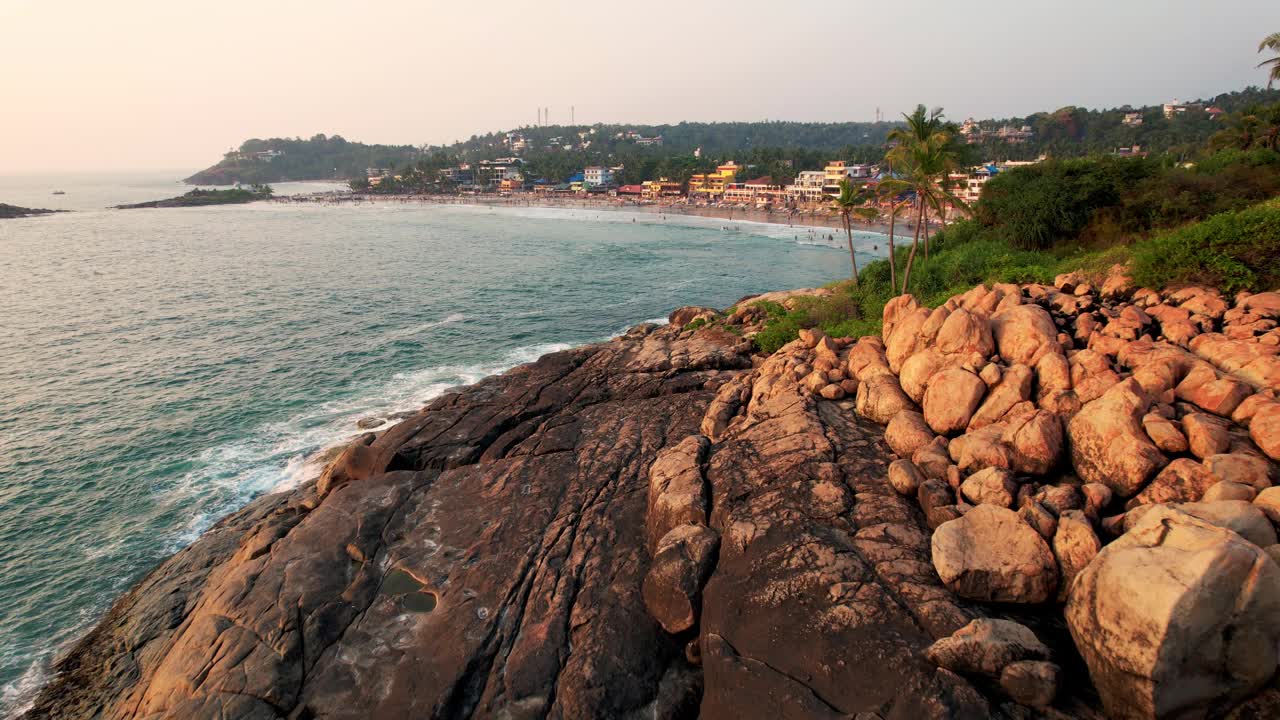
[1261,33,1280,89]
[115,185,272,209]
[1131,199,1280,292]
[749,98,1280,353]
[186,134,420,185]
[0,203,63,219]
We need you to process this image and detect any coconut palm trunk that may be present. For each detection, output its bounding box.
[886,203,898,291]
[901,196,924,294]
[842,210,859,287]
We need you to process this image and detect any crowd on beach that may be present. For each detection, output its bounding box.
[270,191,904,237]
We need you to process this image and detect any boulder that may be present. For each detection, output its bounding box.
[949,423,1013,473]
[931,505,1058,603]
[1255,486,1280,525]
[1052,510,1101,602]
[818,383,846,400]
[887,459,924,497]
[642,524,720,634]
[1176,371,1252,418]
[1000,661,1059,708]
[925,618,1049,676]
[1251,402,1280,461]
[1204,453,1273,491]
[1183,413,1231,459]
[968,364,1033,430]
[669,306,719,327]
[1233,393,1276,427]
[913,438,954,480]
[1002,410,1063,476]
[884,410,935,458]
[1020,501,1059,539]
[991,304,1062,367]
[798,327,827,349]
[1126,458,1218,509]
[1172,500,1278,548]
[1141,413,1188,454]
[922,368,986,434]
[1202,481,1257,503]
[936,308,995,357]
[1067,379,1167,497]
[1066,506,1280,720]
[899,348,954,404]
[855,375,916,425]
[960,467,1018,508]
[647,436,709,552]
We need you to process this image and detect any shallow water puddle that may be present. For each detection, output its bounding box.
[381,568,438,612]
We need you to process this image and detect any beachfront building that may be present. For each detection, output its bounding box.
[584,166,614,188]
[723,177,786,206]
[821,161,871,197]
[641,179,683,201]
[956,165,998,205]
[786,170,826,205]
[476,158,524,189]
[615,185,644,197]
[438,164,474,185]
[687,162,740,201]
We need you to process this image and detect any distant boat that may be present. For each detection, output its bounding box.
[51,190,66,195]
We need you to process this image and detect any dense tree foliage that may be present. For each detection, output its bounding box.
[186,134,420,185]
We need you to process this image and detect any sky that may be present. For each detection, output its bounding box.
[1,0,1277,173]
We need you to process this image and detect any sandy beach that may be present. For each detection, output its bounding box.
[272,191,906,237]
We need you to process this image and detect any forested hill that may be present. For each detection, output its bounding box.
[186,87,1280,185]
[184,135,420,185]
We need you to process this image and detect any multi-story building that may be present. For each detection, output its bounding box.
[822,161,871,197]
[641,179,683,201]
[476,158,523,188]
[787,170,826,204]
[438,164,474,185]
[687,162,740,200]
[584,166,613,187]
[723,177,785,206]
[1122,112,1144,126]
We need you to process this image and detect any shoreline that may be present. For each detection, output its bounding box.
[270,191,905,238]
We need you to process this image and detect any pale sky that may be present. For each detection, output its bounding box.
[1,0,1276,172]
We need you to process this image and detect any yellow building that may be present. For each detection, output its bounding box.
[687,161,740,200]
[641,179,683,201]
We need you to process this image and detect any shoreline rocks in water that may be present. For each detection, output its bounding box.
[0,203,65,219]
[23,275,1280,719]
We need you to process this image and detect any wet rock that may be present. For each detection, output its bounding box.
[643,524,720,634]
[1067,506,1280,720]
[925,618,1049,676]
[931,505,1058,603]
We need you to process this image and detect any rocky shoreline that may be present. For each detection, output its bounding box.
[22,272,1280,720]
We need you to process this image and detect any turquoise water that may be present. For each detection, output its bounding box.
[0,174,884,714]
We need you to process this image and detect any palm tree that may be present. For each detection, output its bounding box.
[874,178,911,291]
[833,178,862,287]
[1260,32,1280,89]
[885,106,963,293]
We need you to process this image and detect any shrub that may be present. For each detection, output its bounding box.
[1130,199,1280,293]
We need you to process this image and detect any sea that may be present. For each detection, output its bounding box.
[0,170,886,716]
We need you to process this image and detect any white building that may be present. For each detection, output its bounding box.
[786,171,826,204]
[584,166,613,187]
